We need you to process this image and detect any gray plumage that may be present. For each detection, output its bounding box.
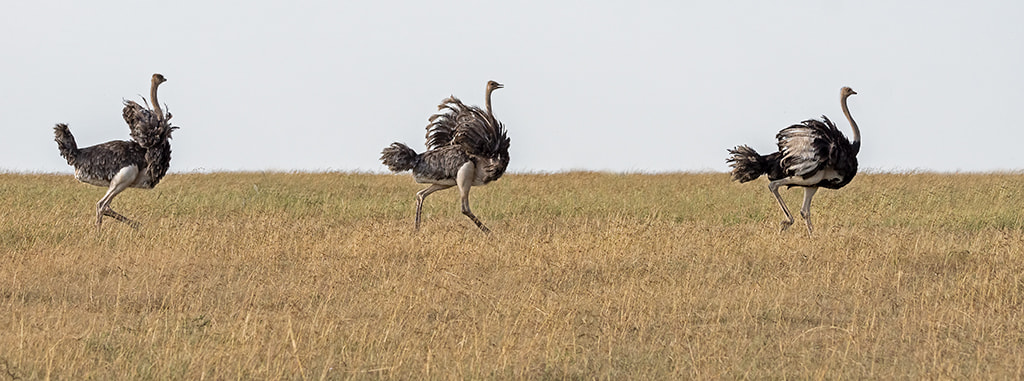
[381,80,509,232]
[727,86,861,234]
[54,73,178,228]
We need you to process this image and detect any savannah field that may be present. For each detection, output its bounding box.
[1,171,1023,379]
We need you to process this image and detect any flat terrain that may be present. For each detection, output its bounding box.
[2,172,1023,379]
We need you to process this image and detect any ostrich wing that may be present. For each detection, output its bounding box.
[425,94,510,182]
[425,96,493,151]
[122,100,178,187]
[452,114,509,159]
[123,100,173,149]
[776,116,853,177]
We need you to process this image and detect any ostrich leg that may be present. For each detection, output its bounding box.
[768,179,796,232]
[456,162,490,233]
[100,205,139,229]
[800,186,818,234]
[95,166,140,229]
[415,183,452,230]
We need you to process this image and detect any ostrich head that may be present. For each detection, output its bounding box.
[152,73,167,86]
[487,80,503,92]
[841,86,857,98]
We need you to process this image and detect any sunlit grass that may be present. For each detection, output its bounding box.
[1,172,1023,379]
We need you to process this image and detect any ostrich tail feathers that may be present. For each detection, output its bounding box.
[53,123,79,166]
[380,143,418,172]
[726,145,767,183]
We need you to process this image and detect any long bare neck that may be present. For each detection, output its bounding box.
[150,79,164,121]
[485,86,495,117]
[841,93,859,146]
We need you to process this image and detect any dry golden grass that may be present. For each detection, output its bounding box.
[2,171,1023,379]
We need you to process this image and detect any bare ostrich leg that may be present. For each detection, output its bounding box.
[415,184,452,230]
[456,162,490,233]
[799,186,818,234]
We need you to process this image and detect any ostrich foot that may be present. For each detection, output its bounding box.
[102,207,140,229]
[780,219,794,232]
[800,211,813,235]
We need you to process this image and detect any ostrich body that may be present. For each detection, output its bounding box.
[727,87,860,233]
[54,73,178,228]
[381,80,509,232]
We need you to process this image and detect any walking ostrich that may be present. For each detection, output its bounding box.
[380,80,509,232]
[727,86,860,234]
[54,73,178,228]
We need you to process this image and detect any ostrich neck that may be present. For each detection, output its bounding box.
[485,88,494,117]
[841,94,860,145]
[150,80,164,121]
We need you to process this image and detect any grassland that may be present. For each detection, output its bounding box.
[2,171,1023,379]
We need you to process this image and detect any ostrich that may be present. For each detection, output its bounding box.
[727,86,860,234]
[54,73,178,228]
[380,80,509,232]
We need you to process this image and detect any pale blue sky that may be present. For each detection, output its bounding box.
[1,1,1021,173]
